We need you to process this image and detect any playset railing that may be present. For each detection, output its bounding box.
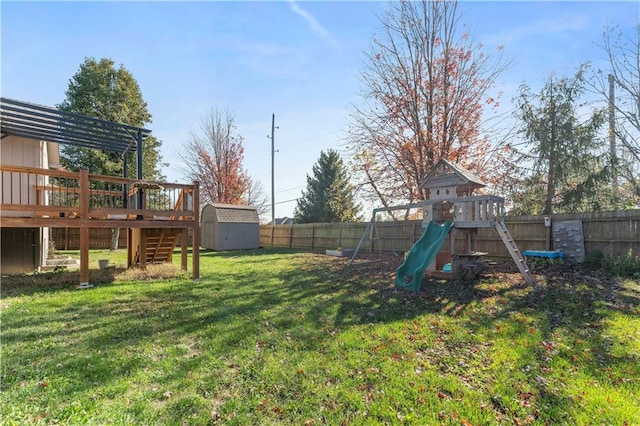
[451,195,505,227]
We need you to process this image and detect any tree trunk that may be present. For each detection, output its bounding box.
[110,228,120,251]
[544,89,556,215]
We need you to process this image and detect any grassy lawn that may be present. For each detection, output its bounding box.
[1,248,639,425]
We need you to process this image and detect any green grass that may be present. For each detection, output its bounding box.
[1,249,639,425]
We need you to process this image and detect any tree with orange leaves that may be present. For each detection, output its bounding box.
[179,108,250,206]
[347,0,509,212]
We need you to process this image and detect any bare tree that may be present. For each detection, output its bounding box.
[179,109,250,205]
[244,178,270,220]
[590,24,640,202]
[347,0,509,212]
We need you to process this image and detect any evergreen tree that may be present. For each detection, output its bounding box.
[510,66,609,214]
[294,150,360,223]
[58,57,164,181]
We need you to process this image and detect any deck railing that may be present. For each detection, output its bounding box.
[0,165,198,224]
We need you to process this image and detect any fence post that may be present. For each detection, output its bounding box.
[411,222,417,245]
[311,224,315,251]
[289,225,293,248]
[338,223,342,248]
[271,226,275,247]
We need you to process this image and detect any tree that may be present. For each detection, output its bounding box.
[510,66,608,215]
[589,24,640,206]
[59,57,164,181]
[244,178,270,220]
[179,109,250,205]
[59,57,164,250]
[294,150,360,224]
[347,0,508,212]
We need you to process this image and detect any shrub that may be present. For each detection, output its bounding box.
[582,250,604,271]
[603,249,640,278]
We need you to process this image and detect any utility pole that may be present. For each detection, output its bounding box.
[268,114,277,225]
[608,74,617,202]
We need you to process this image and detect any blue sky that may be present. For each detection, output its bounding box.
[2,1,638,219]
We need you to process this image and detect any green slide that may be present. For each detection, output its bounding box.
[395,220,453,292]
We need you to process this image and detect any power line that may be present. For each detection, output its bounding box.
[275,198,299,205]
[276,184,305,194]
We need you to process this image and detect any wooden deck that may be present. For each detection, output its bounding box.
[1,164,200,283]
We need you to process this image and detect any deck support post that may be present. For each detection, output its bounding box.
[78,169,92,288]
[79,226,90,287]
[181,228,188,271]
[139,228,147,270]
[136,129,144,219]
[192,181,200,280]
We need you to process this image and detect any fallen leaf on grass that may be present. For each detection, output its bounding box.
[258,398,270,412]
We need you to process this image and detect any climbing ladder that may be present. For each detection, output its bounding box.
[494,220,535,284]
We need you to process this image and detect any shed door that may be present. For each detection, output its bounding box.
[220,225,233,250]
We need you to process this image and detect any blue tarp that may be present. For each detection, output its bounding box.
[523,250,564,259]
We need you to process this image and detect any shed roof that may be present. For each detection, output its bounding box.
[205,203,259,224]
[420,159,485,189]
[0,97,151,154]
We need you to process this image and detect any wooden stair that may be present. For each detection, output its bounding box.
[133,228,182,267]
[494,220,536,285]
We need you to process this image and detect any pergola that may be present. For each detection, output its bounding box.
[1,97,150,201]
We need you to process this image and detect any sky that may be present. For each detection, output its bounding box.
[1,1,638,220]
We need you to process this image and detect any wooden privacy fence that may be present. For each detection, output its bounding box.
[260,210,640,260]
[50,228,195,250]
[51,228,127,250]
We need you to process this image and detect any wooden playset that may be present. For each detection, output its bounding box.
[351,159,535,287]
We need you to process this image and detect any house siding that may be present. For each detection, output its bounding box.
[0,136,51,272]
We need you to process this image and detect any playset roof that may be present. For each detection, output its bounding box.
[419,158,486,190]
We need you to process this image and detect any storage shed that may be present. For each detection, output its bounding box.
[201,203,259,251]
